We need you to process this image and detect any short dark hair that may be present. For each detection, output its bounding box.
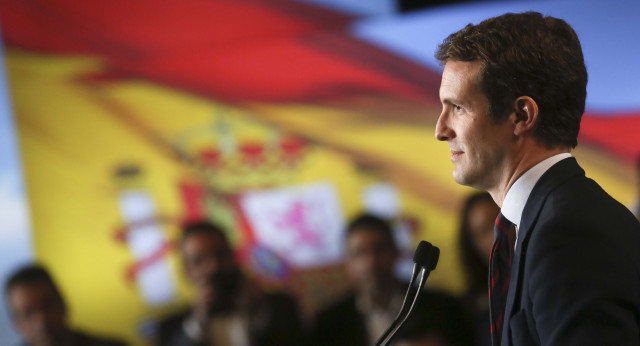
[436,11,587,148]
[345,213,397,250]
[180,221,230,247]
[4,264,63,302]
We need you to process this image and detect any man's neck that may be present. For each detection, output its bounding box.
[489,145,570,207]
[359,279,400,310]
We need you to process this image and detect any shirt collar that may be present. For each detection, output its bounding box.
[356,286,404,314]
[501,153,572,231]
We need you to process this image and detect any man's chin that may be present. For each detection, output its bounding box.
[453,164,483,186]
[452,170,471,186]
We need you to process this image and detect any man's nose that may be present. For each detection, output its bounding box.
[209,261,222,272]
[201,256,222,275]
[435,110,454,141]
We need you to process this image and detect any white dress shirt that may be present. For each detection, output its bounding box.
[501,153,572,247]
[356,289,404,346]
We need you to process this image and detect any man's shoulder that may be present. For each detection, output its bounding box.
[314,291,363,338]
[532,159,638,226]
[525,161,640,267]
[546,170,638,225]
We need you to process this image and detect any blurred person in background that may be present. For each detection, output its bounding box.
[5,264,127,346]
[313,213,471,346]
[458,192,499,346]
[155,221,304,346]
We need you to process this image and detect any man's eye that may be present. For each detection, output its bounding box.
[454,104,463,111]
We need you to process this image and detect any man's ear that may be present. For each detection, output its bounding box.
[512,96,539,136]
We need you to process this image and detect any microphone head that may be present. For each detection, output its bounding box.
[413,241,440,271]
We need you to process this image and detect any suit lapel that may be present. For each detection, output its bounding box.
[500,157,584,344]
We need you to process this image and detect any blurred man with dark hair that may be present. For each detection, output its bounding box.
[155,221,304,346]
[435,11,640,346]
[314,213,471,346]
[5,264,127,346]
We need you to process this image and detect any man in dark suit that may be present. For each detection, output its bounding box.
[155,221,304,346]
[434,11,640,346]
[314,213,471,346]
[5,264,128,346]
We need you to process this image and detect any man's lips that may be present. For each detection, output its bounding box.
[450,150,464,161]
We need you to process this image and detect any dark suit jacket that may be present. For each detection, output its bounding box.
[314,288,472,346]
[155,291,303,346]
[500,158,640,345]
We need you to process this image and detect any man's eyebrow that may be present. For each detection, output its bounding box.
[441,98,460,106]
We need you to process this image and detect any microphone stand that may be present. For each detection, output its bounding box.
[374,241,439,346]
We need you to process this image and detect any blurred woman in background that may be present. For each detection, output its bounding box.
[458,192,499,346]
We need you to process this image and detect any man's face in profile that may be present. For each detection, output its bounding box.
[8,281,67,346]
[436,60,514,190]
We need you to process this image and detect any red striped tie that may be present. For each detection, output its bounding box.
[489,213,515,346]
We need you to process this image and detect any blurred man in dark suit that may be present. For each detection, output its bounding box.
[5,264,127,346]
[155,221,304,346]
[435,11,640,346]
[314,213,471,346]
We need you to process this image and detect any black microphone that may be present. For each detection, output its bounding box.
[375,240,440,346]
